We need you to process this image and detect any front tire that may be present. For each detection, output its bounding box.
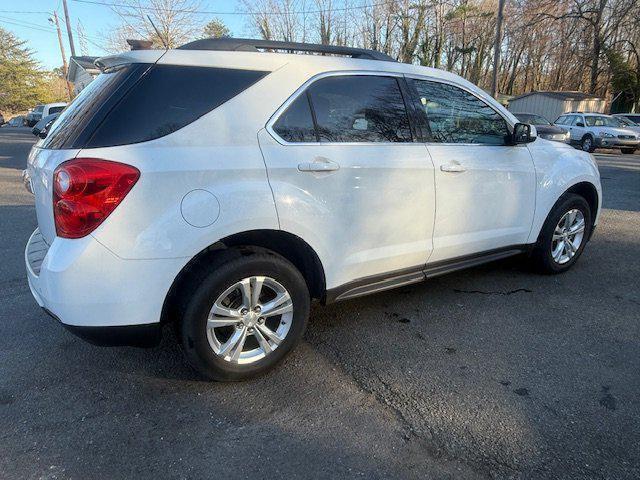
[581,135,595,153]
[180,251,310,381]
[531,193,592,274]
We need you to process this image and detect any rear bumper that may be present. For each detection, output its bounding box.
[43,308,161,347]
[25,228,186,345]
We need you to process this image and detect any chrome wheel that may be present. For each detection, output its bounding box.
[206,276,293,364]
[551,209,585,264]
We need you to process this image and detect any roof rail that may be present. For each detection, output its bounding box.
[177,37,396,62]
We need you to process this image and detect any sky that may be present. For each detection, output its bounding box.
[0,0,247,70]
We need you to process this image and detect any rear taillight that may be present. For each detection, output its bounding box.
[53,158,140,238]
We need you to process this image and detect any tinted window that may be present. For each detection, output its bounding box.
[48,106,65,114]
[307,76,412,143]
[410,79,509,145]
[625,115,640,123]
[87,65,267,147]
[42,64,138,149]
[273,93,317,142]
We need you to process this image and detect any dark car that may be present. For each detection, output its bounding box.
[31,113,61,138]
[513,112,570,143]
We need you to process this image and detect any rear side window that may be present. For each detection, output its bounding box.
[273,93,317,142]
[308,76,412,143]
[41,64,268,149]
[87,65,267,148]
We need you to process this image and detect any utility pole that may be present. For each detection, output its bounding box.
[62,0,77,57]
[491,0,506,99]
[50,11,73,100]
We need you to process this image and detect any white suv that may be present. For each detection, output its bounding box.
[24,39,601,380]
[555,112,639,154]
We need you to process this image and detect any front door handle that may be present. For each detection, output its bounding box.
[298,158,340,172]
[440,163,466,173]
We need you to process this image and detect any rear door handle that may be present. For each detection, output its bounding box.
[440,163,466,173]
[298,158,340,172]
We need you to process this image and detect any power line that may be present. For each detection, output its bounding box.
[0,10,50,14]
[0,14,105,44]
[0,17,57,34]
[71,0,394,16]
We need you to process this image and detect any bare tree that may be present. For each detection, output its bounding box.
[102,0,203,52]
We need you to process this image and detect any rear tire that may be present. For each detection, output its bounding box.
[621,148,636,154]
[530,193,592,274]
[179,251,310,381]
[581,135,595,153]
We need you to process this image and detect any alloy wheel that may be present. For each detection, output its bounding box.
[206,276,293,364]
[582,137,592,151]
[551,209,585,264]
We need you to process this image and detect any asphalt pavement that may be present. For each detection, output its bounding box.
[1,126,638,479]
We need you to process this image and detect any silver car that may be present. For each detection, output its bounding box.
[555,112,639,154]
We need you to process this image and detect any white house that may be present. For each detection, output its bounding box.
[67,56,99,95]
[508,91,607,123]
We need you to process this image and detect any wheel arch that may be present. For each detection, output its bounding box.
[531,180,600,244]
[161,229,326,325]
[565,181,599,227]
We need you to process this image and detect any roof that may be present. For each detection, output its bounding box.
[510,91,604,102]
[71,56,99,70]
[177,38,396,62]
[67,56,99,82]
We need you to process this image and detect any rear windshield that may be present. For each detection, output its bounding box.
[41,64,268,149]
[42,64,139,149]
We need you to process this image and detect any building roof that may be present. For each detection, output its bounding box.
[71,55,99,69]
[510,91,604,102]
[67,56,99,82]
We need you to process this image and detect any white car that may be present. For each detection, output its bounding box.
[555,112,639,154]
[24,39,602,381]
[25,102,67,127]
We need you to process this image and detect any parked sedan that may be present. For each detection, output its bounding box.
[512,112,569,142]
[611,114,640,135]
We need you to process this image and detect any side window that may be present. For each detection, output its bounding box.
[273,93,317,143]
[307,75,412,143]
[555,116,567,125]
[410,79,509,145]
[48,106,65,114]
[86,65,268,148]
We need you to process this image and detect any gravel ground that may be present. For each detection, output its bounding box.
[1,126,638,479]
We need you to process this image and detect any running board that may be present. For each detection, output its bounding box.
[324,245,528,304]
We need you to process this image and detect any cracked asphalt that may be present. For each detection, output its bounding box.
[1,126,639,479]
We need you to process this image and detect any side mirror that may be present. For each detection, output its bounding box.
[511,122,536,145]
[575,122,585,127]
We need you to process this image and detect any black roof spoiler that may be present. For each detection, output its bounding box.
[177,37,396,62]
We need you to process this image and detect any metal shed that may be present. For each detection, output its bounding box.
[507,91,607,123]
